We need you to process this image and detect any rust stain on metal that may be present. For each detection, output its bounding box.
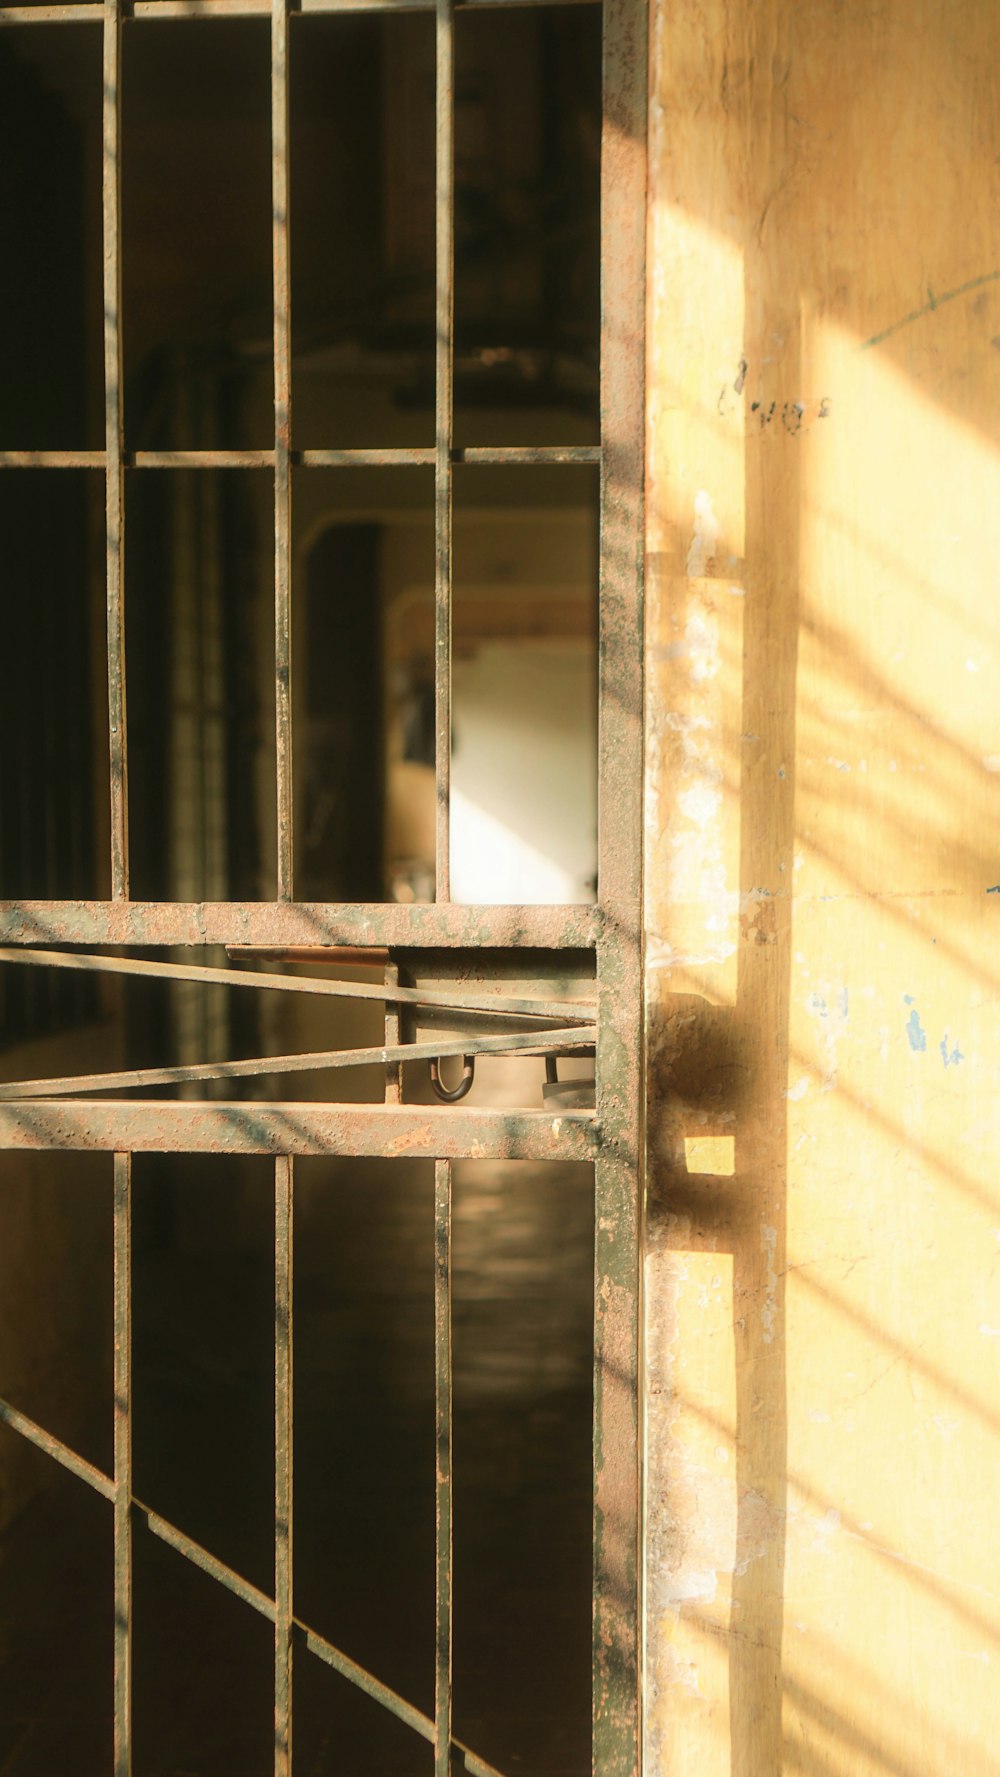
[593,0,647,1770]
[0,900,602,949]
[434,1158,453,1775]
[0,1100,600,1159]
[112,1152,132,1777]
[103,0,128,900]
[272,0,294,902]
[434,0,455,902]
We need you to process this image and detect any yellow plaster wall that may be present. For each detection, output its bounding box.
[643,3,1000,1772]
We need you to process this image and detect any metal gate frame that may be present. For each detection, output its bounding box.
[0,0,647,1770]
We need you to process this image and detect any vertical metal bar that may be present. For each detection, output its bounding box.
[104,0,128,897]
[593,0,647,1773]
[433,1158,453,1776]
[384,958,402,1104]
[434,0,454,902]
[113,1152,132,1777]
[275,1155,294,1777]
[272,0,294,899]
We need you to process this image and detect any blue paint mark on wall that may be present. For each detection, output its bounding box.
[940,1032,964,1068]
[906,1007,927,1052]
[988,885,1000,894]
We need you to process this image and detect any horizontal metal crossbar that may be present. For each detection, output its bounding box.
[0,1024,595,1098]
[0,947,595,1023]
[0,446,601,468]
[0,1395,504,1777]
[0,900,600,949]
[0,1100,598,1155]
[1,0,593,18]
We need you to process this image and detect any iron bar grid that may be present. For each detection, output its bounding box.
[0,0,646,1767]
[0,1388,507,1776]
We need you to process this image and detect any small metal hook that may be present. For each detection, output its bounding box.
[428,1053,475,1103]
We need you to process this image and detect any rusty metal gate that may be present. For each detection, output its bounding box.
[0,0,645,1771]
